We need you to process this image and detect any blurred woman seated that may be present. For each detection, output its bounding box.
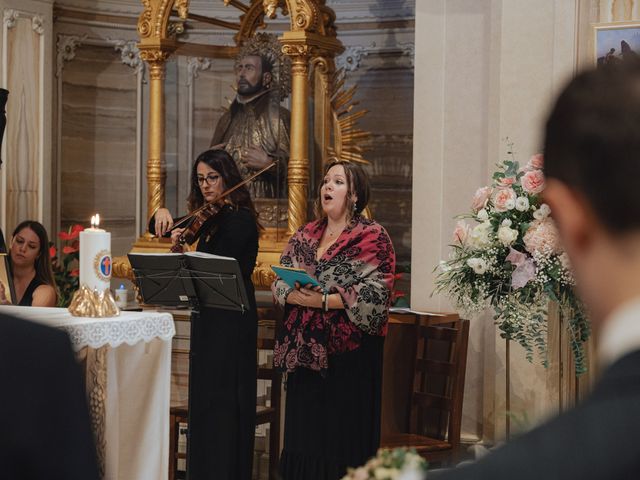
[0,220,57,307]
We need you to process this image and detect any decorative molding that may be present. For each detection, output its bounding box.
[186,56,211,86]
[399,41,415,67]
[31,15,44,35]
[56,34,86,77]
[115,40,144,75]
[3,9,18,29]
[336,45,369,71]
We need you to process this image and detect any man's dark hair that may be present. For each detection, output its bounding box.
[544,61,640,232]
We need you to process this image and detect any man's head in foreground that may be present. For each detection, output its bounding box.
[544,61,640,327]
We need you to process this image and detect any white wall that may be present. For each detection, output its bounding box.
[411,0,581,442]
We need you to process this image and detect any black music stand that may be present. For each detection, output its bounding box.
[128,251,250,479]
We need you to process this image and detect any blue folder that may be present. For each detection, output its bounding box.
[271,265,322,289]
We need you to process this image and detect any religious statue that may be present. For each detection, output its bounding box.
[211,33,291,199]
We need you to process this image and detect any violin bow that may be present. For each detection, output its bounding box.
[169,161,277,232]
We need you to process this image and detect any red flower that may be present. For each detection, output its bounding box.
[49,245,57,258]
[63,245,79,254]
[58,224,84,241]
[70,269,79,277]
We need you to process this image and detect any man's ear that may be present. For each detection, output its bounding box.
[543,178,595,256]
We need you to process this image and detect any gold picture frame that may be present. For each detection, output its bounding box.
[592,21,640,66]
[0,253,15,304]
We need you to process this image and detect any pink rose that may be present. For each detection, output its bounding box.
[471,186,492,212]
[452,220,470,244]
[526,154,544,171]
[492,187,517,212]
[521,170,545,194]
[498,177,516,187]
[523,218,561,255]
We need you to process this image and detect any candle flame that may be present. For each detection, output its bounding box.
[96,213,100,227]
[90,214,101,228]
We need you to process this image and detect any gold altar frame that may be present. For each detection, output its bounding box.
[114,0,369,287]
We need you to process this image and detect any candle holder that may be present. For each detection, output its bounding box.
[68,284,120,317]
[68,213,119,317]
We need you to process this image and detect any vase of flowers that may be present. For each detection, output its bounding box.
[49,224,83,307]
[341,448,428,480]
[435,146,590,373]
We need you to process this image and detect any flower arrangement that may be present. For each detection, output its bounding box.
[435,147,590,373]
[49,224,83,307]
[341,448,428,480]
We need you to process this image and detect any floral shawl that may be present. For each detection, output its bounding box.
[271,215,396,375]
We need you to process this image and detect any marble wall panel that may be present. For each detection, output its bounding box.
[5,16,42,232]
[60,43,137,257]
[339,53,415,269]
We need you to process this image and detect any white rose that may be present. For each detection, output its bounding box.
[467,257,488,274]
[539,203,551,217]
[497,225,518,246]
[469,222,492,249]
[504,198,516,210]
[515,196,530,212]
[501,218,512,227]
[533,203,551,220]
[477,208,489,221]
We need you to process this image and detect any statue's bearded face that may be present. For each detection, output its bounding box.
[236,55,266,96]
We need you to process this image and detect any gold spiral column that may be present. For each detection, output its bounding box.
[283,46,311,234]
[140,51,169,230]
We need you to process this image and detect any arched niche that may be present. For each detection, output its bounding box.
[113,0,368,288]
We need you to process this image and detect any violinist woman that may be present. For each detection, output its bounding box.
[272,160,396,480]
[151,149,260,480]
[0,220,57,307]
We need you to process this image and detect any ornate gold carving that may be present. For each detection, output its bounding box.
[328,69,370,164]
[174,0,190,19]
[252,261,277,287]
[112,256,134,281]
[68,285,120,318]
[138,0,153,38]
[139,49,170,64]
[86,346,108,478]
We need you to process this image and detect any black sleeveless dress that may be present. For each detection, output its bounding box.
[18,277,45,306]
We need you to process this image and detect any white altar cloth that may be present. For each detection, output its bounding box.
[0,306,175,480]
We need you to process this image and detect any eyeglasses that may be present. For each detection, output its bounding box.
[197,174,221,186]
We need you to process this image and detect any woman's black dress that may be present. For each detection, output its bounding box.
[18,277,44,306]
[279,333,384,480]
[183,206,259,480]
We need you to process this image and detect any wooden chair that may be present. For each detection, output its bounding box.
[168,310,282,480]
[256,335,282,480]
[381,317,470,464]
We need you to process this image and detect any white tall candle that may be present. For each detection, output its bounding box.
[79,214,112,291]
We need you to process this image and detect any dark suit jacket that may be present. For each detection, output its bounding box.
[435,350,640,479]
[0,314,99,479]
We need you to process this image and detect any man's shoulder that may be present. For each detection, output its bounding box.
[0,314,67,343]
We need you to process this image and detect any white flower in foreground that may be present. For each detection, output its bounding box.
[467,257,488,274]
[469,222,492,249]
[501,218,512,227]
[477,208,489,221]
[497,225,518,246]
[533,203,551,220]
[515,196,530,212]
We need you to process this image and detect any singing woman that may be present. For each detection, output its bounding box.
[272,160,396,479]
[151,149,260,480]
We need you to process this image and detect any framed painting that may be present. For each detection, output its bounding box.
[593,22,640,67]
[0,253,15,304]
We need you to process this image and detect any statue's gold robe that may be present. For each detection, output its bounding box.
[211,88,290,199]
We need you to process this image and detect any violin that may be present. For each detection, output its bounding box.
[169,161,275,253]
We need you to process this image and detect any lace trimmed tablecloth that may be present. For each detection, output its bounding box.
[0,306,175,350]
